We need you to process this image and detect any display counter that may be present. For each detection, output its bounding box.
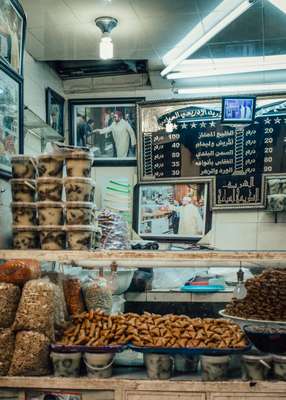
[1,376,286,400]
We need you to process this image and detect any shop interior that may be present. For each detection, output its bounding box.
[1,0,286,399]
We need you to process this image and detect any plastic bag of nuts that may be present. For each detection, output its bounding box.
[8,331,51,376]
[0,328,15,375]
[0,283,21,328]
[82,273,113,315]
[63,276,85,316]
[13,278,55,340]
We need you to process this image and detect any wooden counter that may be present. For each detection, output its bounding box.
[1,376,286,400]
[0,249,286,268]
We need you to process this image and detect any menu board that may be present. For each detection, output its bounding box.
[138,97,286,208]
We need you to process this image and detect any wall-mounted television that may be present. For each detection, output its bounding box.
[221,96,256,123]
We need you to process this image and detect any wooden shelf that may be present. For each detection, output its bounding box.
[0,250,286,268]
[0,376,286,393]
[125,290,233,303]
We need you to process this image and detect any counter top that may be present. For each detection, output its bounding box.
[0,249,286,267]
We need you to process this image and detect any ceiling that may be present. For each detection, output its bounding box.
[21,0,286,88]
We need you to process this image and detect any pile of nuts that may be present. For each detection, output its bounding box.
[225,269,286,321]
[58,309,247,349]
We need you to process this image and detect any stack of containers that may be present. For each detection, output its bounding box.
[11,155,38,249]
[11,151,96,250]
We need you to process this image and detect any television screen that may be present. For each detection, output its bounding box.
[222,97,256,123]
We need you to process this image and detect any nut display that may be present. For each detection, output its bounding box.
[13,278,55,340]
[63,277,85,316]
[37,202,63,225]
[11,179,36,202]
[0,283,21,328]
[8,331,51,376]
[37,155,64,178]
[66,152,92,177]
[12,226,38,249]
[0,259,41,285]
[0,328,15,375]
[225,269,286,321]
[58,310,247,349]
[11,155,36,179]
[11,202,37,226]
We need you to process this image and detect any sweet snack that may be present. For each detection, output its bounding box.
[12,226,38,249]
[66,152,92,177]
[0,328,15,375]
[65,202,95,225]
[11,179,36,202]
[39,226,66,250]
[11,202,37,226]
[63,277,85,316]
[66,225,94,250]
[37,177,63,202]
[64,177,95,202]
[37,155,64,178]
[58,310,247,349]
[11,155,37,179]
[37,202,63,225]
[0,259,41,285]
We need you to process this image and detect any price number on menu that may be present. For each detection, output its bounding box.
[263,127,274,172]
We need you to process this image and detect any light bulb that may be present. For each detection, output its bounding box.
[99,34,113,60]
[233,282,247,299]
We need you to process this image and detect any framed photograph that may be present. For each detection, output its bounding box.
[68,97,144,165]
[46,87,65,137]
[0,0,26,76]
[134,181,209,241]
[0,60,23,178]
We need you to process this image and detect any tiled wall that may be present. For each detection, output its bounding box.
[213,209,286,250]
[0,52,64,248]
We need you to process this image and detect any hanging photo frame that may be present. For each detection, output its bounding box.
[46,87,65,137]
[0,0,26,76]
[68,97,144,166]
[0,59,23,178]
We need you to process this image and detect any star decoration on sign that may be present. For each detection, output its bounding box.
[264,117,271,125]
[191,122,197,129]
[173,123,178,130]
[200,121,207,128]
[209,121,216,128]
[181,122,188,129]
[274,117,281,124]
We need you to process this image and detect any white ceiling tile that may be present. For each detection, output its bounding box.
[21,0,80,29]
[131,0,198,17]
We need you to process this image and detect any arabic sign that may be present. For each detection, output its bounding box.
[138,97,286,208]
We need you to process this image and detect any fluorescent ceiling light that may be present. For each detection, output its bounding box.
[161,0,256,77]
[167,63,286,80]
[178,55,286,70]
[268,0,286,13]
[176,83,286,96]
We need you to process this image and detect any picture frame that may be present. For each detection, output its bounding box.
[46,87,65,137]
[0,0,26,76]
[0,59,23,178]
[133,180,211,242]
[68,97,144,166]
